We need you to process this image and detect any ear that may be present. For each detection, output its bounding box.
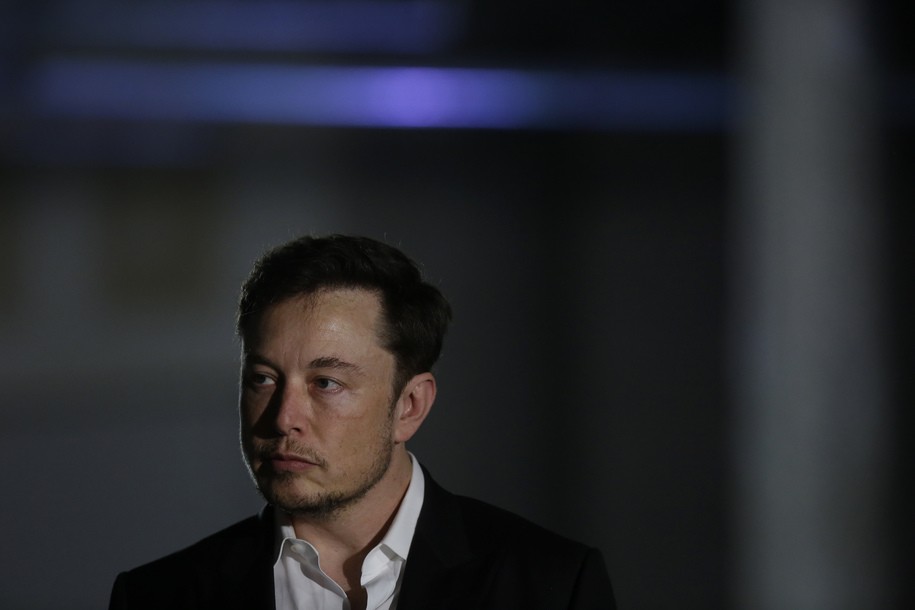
[392,372,436,443]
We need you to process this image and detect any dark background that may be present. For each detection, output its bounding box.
[0,1,911,608]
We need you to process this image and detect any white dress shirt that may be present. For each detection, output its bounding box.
[273,454,425,610]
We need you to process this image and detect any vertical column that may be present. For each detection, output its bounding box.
[731,0,891,608]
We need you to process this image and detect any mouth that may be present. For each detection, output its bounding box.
[266,452,321,472]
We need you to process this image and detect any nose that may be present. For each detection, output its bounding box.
[272,380,310,436]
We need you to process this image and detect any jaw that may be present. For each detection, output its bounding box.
[256,444,401,520]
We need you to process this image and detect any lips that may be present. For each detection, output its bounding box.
[268,452,320,471]
[271,452,317,464]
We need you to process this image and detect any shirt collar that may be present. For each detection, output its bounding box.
[377,451,424,560]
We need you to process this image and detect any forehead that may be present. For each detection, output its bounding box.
[245,288,386,352]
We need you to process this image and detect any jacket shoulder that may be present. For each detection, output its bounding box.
[408,470,616,609]
[129,514,264,572]
[453,493,595,558]
[109,514,273,610]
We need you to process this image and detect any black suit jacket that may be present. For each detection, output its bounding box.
[109,470,615,609]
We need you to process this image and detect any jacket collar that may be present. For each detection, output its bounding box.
[396,467,489,610]
[214,507,277,610]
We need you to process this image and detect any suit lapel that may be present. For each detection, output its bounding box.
[397,469,492,610]
[213,508,277,610]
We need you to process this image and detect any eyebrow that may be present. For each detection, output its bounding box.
[308,356,364,376]
[242,352,276,369]
[243,353,364,376]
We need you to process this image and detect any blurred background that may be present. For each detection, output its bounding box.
[0,1,912,608]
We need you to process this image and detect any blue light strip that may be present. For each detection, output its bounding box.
[29,58,732,131]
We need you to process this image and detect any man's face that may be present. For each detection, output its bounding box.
[239,288,400,518]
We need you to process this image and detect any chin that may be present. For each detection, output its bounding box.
[272,489,354,519]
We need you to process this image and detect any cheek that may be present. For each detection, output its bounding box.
[240,390,268,421]
[325,414,387,452]
[239,414,253,438]
[238,401,264,444]
[238,408,253,435]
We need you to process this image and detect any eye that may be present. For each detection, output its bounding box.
[245,371,276,388]
[313,377,342,392]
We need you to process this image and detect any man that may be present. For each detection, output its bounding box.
[109,234,615,610]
